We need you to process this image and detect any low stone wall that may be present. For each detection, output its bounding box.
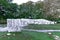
[7,19,56,27]
[7,19,56,32]
[20,19,56,24]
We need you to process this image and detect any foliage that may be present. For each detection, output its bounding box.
[19,1,44,19]
[0,0,60,22]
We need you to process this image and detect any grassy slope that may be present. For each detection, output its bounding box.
[24,24,60,30]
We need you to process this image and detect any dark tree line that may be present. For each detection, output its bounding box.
[0,0,60,22]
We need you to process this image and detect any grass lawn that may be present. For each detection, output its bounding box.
[0,31,58,40]
[24,24,60,30]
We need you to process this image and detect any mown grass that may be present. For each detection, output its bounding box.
[0,31,54,40]
[0,31,60,40]
[24,24,60,30]
[0,32,33,40]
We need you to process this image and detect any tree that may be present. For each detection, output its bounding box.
[44,0,60,21]
[19,1,44,19]
[6,3,19,18]
[0,0,19,19]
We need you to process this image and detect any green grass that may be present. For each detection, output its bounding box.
[0,31,55,40]
[23,31,54,40]
[0,32,33,40]
[0,31,60,40]
[24,24,60,30]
